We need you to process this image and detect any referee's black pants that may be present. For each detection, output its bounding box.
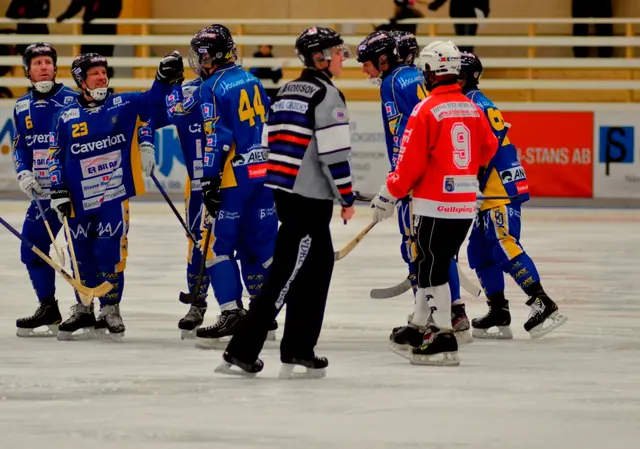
[225,190,335,363]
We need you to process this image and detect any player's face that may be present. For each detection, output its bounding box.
[29,56,55,82]
[328,47,346,78]
[83,66,108,90]
[361,61,380,78]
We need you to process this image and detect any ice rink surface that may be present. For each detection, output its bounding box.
[0,199,639,449]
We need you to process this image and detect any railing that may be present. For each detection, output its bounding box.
[1,18,640,97]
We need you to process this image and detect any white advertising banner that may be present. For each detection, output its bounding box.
[593,112,640,198]
[0,102,392,197]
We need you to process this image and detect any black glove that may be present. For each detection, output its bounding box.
[56,14,69,23]
[201,177,222,217]
[156,51,184,84]
[50,189,72,221]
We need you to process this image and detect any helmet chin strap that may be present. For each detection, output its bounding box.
[32,80,54,93]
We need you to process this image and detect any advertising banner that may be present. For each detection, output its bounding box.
[593,112,640,198]
[502,111,594,198]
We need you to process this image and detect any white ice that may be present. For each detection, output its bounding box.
[1,199,639,449]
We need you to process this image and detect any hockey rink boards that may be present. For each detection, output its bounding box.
[0,200,639,449]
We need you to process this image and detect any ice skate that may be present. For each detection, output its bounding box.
[178,303,207,340]
[389,324,428,359]
[195,308,245,349]
[411,332,460,366]
[57,303,96,341]
[266,320,278,342]
[279,355,328,379]
[451,303,473,344]
[95,304,125,342]
[215,351,264,378]
[472,300,514,339]
[16,298,62,338]
[524,295,567,339]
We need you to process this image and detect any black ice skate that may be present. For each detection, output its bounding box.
[472,300,513,339]
[95,304,125,341]
[195,308,246,349]
[57,303,96,341]
[16,297,62,338]
[214,351,264,378]
[279,355,328,379]
[524,295,567,338]
[178,303,207,340]
[451,303,473,344]
[389,324,428,359]
[411,332,460,366]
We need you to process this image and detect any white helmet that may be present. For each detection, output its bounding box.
[417,40,461,76]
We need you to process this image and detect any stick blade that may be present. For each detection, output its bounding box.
[179,291,195,305]
[370,278,412,299]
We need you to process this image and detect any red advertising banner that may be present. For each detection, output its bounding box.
[502,111,594,197]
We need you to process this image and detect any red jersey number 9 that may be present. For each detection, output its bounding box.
[451,122,470,169]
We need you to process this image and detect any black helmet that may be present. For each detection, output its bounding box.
[459,52,483,91]
[71,53,109,88]
[356,31,400,72]
[391,31,418,65]
[295,27,349,66]
[22,42,57,78]
[189,24,236,77]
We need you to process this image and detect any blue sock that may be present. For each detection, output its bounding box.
[187,260,210,305]
[27,263,56,301]
[476,264,506,297]
[503,252,541,295]
[98,272,125,306]
[209,257,242,309]
[448,259,461,303]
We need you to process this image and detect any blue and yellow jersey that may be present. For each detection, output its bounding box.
[12,84,79,197]
[467,89,530,210]
[155,78,205,192]
[48,91,157,216]
[197,63,270,188]
[380,64,426,170]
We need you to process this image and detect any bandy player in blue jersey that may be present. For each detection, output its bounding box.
[355,30,470,344]
[13,43,79,337]
[459,52,568,339]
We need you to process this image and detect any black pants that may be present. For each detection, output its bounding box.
[414,216,473,288]
[572,0,613,58]
[225,190,335,362]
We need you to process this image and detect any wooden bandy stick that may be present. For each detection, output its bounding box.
[334,221,377,261]
[32,191,66,265]
[0,215,112,302]
[63,216,94,305]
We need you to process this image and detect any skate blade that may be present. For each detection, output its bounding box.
[57,327,96,341]
[454,330,473,345]
[266,329,276,342]
[472,326,513,340]
[389,342,412,360]
[95,328,125,342]
[180,328,198,340]
[16,324,59,338]
[279,363,326,380]
[194,337,229,350]
[528,312,568,339]
[410,351,460,366]
[214,361,258,378]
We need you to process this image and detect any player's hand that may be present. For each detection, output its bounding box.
[17,170,41,199]
[370,183,397,223]
[156,51,184,84]
[341,205,355,222]
[50,189,71,222]
[201,177,223,217]
[139,142,156,177]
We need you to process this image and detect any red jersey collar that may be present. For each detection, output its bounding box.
[429,83,463,95]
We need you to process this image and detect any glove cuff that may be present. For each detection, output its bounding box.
[51,188,69,200]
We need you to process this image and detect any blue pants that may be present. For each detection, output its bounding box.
[398,197,461,301]
[185,185,211,304]
[467,203,541,296]
[205,183,277,308]
[20,200,61,301]
[67,200,130,306]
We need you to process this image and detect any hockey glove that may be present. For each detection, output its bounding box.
[371,183,397,223]
[201,177,223,218]
[50,189,71,222]
[156,51,184,84]
[17,170,41,199]
[139,142,156,177]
